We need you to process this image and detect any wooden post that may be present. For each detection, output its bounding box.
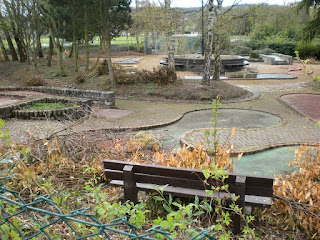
[233,176,246,235]
[123,165,138,203]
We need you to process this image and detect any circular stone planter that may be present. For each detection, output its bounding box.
[13,105,85,120]
[12,98,92,120]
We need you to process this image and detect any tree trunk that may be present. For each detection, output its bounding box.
[202,0,214,86]
[165,0,174,69]
[0,35,9,61]
[213,35,221,81]
[72,0,78,72]
[0,10,18,61]
[213,0,222,81]
[106,34,115,88]
[56,38,64,75]
[4,30,18,61]
[13,30,27,62]
[84,7,89,71]
[135,0,140,52]
[165,0,177,80]
[90,38,102,72]
[36,32,44,58]
[47,34,54,67]
[136,34,140,52]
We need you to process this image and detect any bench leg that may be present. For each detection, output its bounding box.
[123,165,138,203]
[233,176,246,235]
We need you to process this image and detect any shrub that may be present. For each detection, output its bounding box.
[272,146,320,238]
[264,35,297,56]
[24,75,48,86]
[249,51,260,59]
[268,42,296,56]
[245,39,267,50]
[97,59,108,76]
[114,65,136,85]
[296,41,320,59]
[128,131,159,152]
[232,45,252,55]
[136,67,177,85]
[258,48,275,55]
[75,72,87,84]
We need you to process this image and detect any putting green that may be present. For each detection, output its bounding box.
[233,146,305,177]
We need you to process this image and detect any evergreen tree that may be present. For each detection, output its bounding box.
[297,0,320,40]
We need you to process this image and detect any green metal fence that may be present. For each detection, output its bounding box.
[0,186,216,239]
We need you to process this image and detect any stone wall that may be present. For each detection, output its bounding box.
[0,96,92,120]
[260,54,293,65]
[0,87,115,107]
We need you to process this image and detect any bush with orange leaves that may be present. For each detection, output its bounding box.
[272,146,320,239]
[154,128,240,172]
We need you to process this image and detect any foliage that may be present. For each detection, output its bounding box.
[97,59,109,76]
[258,48,275,55]
[136,67,177,86]
[295,51,320,85]
[155,96,239,172]
[249,51,259,59]
[272,146,320,239]
[23,75,48,87]
[21,102,70,111]
[246,35,297,56]
[295,41,320,59]
[297,0,320,40]
[128,131,160,152]
[232,45,252,55]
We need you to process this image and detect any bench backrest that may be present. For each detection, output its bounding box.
[103,159,274,198]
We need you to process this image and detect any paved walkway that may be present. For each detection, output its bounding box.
[2,78,320,154]
[182,90,320,154]
[280,93,320,122]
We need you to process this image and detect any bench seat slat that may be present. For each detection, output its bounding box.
[104,168,273,197]
[104,159,236,183]
[109,180,271,207]
[103,160,273,188]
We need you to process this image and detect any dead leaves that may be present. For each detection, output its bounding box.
[273,146,320,239]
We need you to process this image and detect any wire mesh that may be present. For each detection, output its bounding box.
[0,186,217,240]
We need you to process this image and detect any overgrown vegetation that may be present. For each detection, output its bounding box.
[21,102,70,111]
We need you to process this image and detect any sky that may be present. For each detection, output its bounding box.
[132,0,300,8]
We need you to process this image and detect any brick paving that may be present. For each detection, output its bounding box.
[181,90,320,154]
[280,93,320,122]
[2,78,320,153]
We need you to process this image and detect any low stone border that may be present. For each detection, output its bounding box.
[0,96,92,120]
[0,87,115,107]
[260,53,293,65]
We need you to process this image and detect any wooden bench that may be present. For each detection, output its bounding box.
[103,159,274,234]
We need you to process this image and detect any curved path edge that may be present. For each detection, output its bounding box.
[180,128,320,156]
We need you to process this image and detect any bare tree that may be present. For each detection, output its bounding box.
[202,0,214,85]
[164,0,177,80]
[202,0,240,85]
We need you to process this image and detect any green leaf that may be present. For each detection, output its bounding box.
[194,195,199,206]
[163,203,172,212]
[193,210,205,216]
[153,196,164,202]
[172,202,182,208]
